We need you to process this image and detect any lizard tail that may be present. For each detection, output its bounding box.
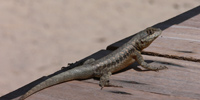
[18,72,74,100]
[19,65,93,100]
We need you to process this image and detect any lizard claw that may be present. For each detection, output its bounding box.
[101,87,104,90]
[99,84,104,90]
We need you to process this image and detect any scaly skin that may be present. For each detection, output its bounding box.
[19,27,167,100]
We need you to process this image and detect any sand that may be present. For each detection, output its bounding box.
[0,0,199,96]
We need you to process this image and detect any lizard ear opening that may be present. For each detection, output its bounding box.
[140,39,144,44]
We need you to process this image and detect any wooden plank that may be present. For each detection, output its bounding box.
[13,54,200,100]
[178,13,200,28]
[3,50,200,100]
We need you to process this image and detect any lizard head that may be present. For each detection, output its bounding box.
[135,27,162,50]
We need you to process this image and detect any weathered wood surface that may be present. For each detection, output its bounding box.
[1,6,200,100]
[4,50,200,100]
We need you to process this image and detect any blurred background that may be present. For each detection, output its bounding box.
[0,0,199,96]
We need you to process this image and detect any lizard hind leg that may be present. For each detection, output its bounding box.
[99,71,122,90]
[99,71,111,89]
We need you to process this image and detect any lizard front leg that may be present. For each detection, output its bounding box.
[133,50,168,71]
[62,58,95,69]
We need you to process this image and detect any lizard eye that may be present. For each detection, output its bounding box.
[146,28,155,35]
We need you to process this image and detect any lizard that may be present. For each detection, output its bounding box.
[18,27,167,100]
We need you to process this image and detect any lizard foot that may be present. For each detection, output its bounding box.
[147,65,168,71]
[99,76,110,90]
[99,71,111,89]
[99,80,123,90]
[99,71,123,90]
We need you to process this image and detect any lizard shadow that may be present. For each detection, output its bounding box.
[114,60,185,75]
[153,60,185,68]
[175,50,194,54]
[117,80,148,85]
[113,60,152,74]
[108,90,132,95]
[93,59,182,81]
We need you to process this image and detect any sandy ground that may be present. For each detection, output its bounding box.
[0,0,199,96]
